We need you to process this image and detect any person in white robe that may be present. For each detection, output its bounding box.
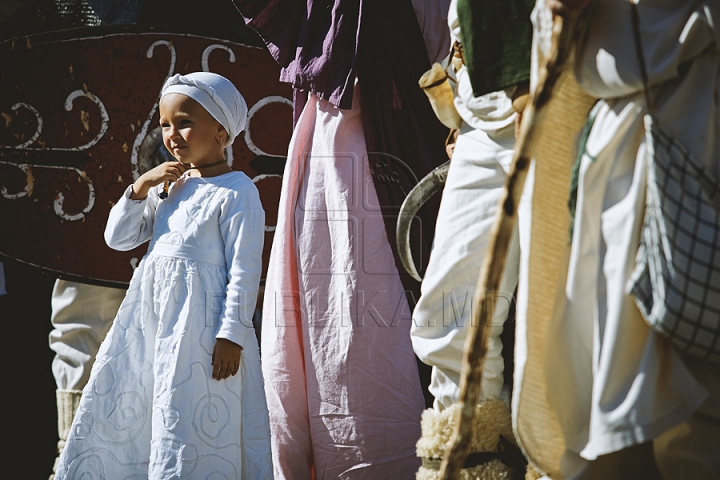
[513,1,720,478]
[54,72,273,479]
[410,0,533,477]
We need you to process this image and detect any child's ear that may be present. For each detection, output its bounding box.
[216,125,228,145]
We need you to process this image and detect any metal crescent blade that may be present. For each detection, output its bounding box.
[396,160,451,282]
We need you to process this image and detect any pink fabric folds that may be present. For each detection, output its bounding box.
[261,84,426,479]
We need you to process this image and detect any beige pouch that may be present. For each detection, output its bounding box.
[419,62,463,130]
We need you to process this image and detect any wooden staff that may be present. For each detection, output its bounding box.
[438,12,582,479]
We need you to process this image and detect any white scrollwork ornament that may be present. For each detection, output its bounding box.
[0,90,108,220]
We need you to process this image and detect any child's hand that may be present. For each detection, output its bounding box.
[211,338,243,380]
[129,161,189,200]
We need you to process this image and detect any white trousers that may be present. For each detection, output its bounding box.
[411,121,519,410]
[49,279,125,390]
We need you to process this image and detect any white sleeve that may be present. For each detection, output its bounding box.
[215,184,265,349]
[574,0,719,99]
[103,185,158,251]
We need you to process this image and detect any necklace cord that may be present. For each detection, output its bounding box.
[159,159,228,199]
[185,159,227,170]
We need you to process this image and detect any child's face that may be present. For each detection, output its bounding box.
[158,93,227,167]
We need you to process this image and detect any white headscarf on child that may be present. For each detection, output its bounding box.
[161,72,248,144]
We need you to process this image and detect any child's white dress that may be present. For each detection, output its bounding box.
[54,171,273,480]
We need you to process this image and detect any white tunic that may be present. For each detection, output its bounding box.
[54,172,273,480]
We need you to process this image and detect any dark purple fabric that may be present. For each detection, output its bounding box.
[233,0,449,305]
[356,0,448,303]
[232,0,360,109]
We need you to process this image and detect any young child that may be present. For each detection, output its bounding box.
[54,72,273,479]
